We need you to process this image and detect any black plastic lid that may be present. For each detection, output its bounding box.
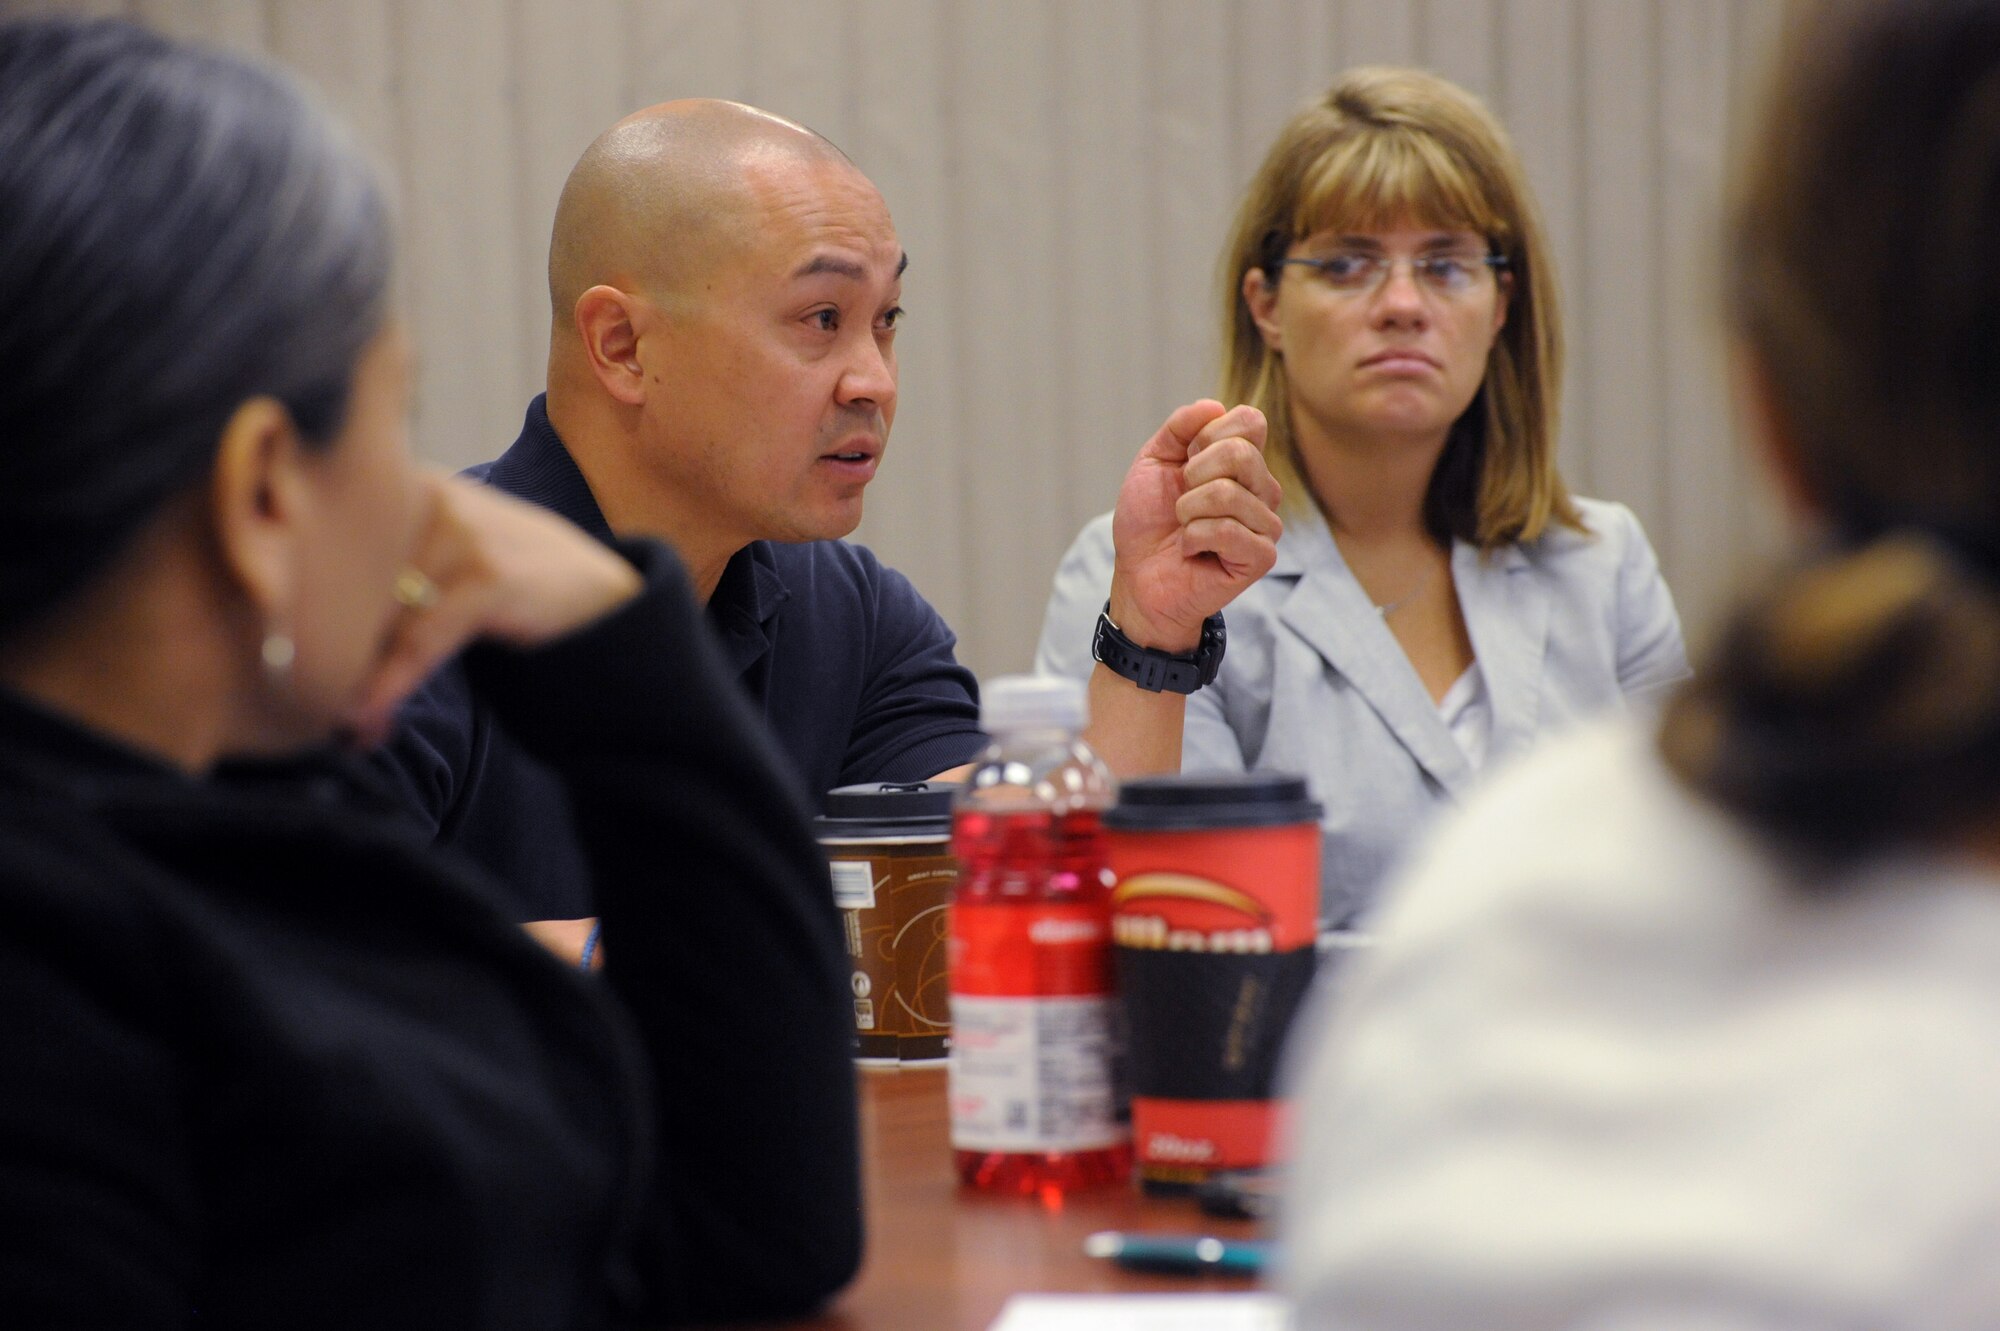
[1104,772,1322,831]
[814,781,957,839]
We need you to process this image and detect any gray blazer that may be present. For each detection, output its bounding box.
[1033,498,1689,926]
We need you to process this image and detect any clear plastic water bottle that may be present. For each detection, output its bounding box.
[947,675,1131,1197]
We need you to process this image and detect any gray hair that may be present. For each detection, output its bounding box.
[0,16,393,636]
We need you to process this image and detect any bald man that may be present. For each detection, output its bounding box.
[384,100,1282,926]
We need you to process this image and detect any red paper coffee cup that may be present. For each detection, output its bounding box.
[1104,773,1322,1194]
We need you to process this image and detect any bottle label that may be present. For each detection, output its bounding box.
[949,899,1123,1152]
[948,899,1114,998]
[949,995,1123,1151]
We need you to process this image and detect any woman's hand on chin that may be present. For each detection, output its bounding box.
[343,475,642,746]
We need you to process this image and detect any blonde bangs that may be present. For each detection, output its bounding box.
[1221,65,1578,547]
[1291,128,1506,245]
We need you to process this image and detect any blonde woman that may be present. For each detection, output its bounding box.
[1036,68,1686,926]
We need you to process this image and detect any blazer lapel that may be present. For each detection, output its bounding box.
[1453,541,1550,766]
[1276,518,1479,797]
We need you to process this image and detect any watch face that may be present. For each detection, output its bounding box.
[1199,613,1227,685]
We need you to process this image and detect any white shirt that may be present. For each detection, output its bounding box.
[1280,718,2000,1330]
[1437,663,1490,772]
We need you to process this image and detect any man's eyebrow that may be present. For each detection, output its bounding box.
[793,251,911,281]
[795,255,863,280]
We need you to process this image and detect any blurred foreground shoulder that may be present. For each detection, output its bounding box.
[1281,714,2000,1329]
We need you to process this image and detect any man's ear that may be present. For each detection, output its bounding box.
[208,396,309,622]
[574,285,650,406]
[1242,268,1283,351]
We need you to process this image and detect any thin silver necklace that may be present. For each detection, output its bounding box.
[1373,561,1435,618]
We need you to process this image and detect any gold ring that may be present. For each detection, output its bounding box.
[393,567,440,609]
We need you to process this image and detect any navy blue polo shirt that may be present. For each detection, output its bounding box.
[378,396,984,919]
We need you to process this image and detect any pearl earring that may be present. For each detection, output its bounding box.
[261,629,296,683]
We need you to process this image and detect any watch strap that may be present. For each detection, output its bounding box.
[1090,602,1226,694]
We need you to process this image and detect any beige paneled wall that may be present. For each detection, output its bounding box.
[6,0,1787,680]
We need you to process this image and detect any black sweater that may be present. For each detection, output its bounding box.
[0,542,861,1328]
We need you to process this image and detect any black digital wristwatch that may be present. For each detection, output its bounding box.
[1090,601,1226,694]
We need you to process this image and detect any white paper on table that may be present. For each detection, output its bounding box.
[987,1292,1293,1331]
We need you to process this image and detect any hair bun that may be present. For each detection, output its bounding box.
[1660,535,2000,859]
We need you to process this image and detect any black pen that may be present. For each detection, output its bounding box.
[1082,1230,1276,1276]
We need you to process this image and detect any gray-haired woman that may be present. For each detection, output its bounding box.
[0,17,858,1326]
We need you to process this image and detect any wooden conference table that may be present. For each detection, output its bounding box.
[708,1064,1266,1331]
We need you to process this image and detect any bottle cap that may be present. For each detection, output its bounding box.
[981,674,1088,732]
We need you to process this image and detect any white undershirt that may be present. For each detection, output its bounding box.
[1437,662,1491,771]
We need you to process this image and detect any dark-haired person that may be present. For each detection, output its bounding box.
[0,16,858,1326]
[381,97,1284,947]
[1036,68,1686,928]
[1281,3,2000,1324]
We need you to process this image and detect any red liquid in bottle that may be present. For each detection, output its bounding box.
[948,804,1132,1198]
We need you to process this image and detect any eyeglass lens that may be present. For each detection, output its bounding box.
[1284,252,1500,296]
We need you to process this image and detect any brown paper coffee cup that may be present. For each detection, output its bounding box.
[816,782,959,1063]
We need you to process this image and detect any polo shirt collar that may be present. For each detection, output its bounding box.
[707,542,793,676]
[493,397,795,676]
[486,395,616,544]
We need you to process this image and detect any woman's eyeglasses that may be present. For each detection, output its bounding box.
[1279,250,1508,298]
